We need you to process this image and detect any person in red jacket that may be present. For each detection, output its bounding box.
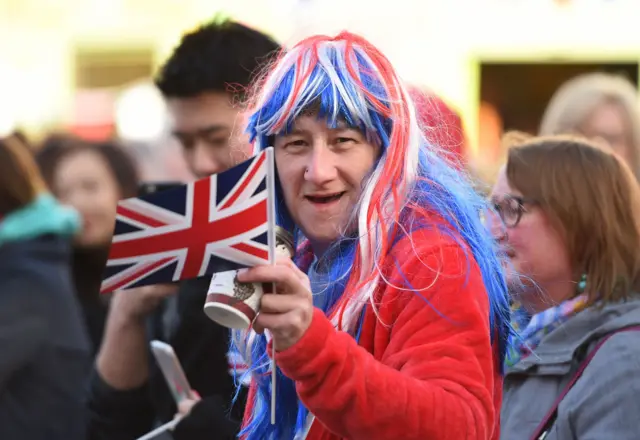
[230,31,511,440]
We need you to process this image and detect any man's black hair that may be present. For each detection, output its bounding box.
[155,17,281,99]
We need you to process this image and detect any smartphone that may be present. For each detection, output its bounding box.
[150,340,192,405]
[138,182,183,197]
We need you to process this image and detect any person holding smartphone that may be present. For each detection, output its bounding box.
[86,18,281,440]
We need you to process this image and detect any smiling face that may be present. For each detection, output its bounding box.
[274,115,380,255]
[54,150,121,247]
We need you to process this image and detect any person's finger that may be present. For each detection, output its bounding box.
[254,310,305,335]
[177,398,199,416]
[237,265,304,292]
[274,257,308,282]
[252,319,266,334]
[260,293,308,314]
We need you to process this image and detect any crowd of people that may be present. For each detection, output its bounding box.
[1,16,640,440]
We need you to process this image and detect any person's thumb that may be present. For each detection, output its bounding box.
[178,398,199,416]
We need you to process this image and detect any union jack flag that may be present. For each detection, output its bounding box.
[100,149,275,293]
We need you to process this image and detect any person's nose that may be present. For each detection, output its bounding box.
[190,141,222,178]
[487,210,507,242]
[304,143,338,186]
[66,188,91,213]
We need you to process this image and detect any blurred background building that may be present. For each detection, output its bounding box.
[1,0,638,178]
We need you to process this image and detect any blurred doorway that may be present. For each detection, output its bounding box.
[479,61,638,135]
[476,61,638,171]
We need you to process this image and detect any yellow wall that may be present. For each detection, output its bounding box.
[1,0,639,146]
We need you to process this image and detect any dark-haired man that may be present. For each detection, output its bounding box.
[87,19,280,440]
[156,18,279,179]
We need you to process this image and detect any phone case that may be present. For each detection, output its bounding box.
[150,340,192,404]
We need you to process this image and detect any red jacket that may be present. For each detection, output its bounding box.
[244,228,501,439]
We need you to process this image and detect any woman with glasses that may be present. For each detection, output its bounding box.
[489,132,640,439]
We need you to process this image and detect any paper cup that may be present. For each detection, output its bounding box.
[203,270,263,329]
[203,228,294,329]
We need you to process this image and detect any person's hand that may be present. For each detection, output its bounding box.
[237,257,314,351]
[176,390,201,417]
[111,284,179,322]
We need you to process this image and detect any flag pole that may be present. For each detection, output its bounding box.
[265,147,278,425]
[136,416,182,440]
[271,282,277,425]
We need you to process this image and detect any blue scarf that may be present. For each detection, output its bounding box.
[0,193,81,245]
[505,294,589,369]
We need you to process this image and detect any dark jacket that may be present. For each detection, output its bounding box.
[71,245,111,356]
[0,235,91,440]
[86,277,247,440]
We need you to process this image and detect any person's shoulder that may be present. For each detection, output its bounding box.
[376,225,491,334]
[563,326,640,434]
[389,224,468,267]
[590,328,640,365]
[382,224,479,303]
[0,235,73,294]
[571,327,640,396]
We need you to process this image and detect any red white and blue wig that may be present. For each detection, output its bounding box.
[231,32,510,440]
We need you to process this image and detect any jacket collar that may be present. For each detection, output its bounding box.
[508,296,640,373]
[0,193,80,246]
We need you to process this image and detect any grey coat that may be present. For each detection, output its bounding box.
[501,297,640,440]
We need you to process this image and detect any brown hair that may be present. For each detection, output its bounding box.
[36,134,140,199]
[0,134,47,217]
[504,131,640,304]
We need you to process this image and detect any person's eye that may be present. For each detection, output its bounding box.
[176,136,194,150]
[82,180,100,193]
[282,139,307,151]
[504,200,522,216]
[335,137,356,144]
[206,137,229,148]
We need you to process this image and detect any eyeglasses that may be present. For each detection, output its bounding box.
[490,195,536,228]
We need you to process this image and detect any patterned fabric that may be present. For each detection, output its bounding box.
[505,294,589,369]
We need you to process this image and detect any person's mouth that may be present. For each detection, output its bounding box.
[305,192,346,205]
[497,243,515,258]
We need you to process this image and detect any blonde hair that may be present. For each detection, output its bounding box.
[504,131,640,304]
[539,72,640,177]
